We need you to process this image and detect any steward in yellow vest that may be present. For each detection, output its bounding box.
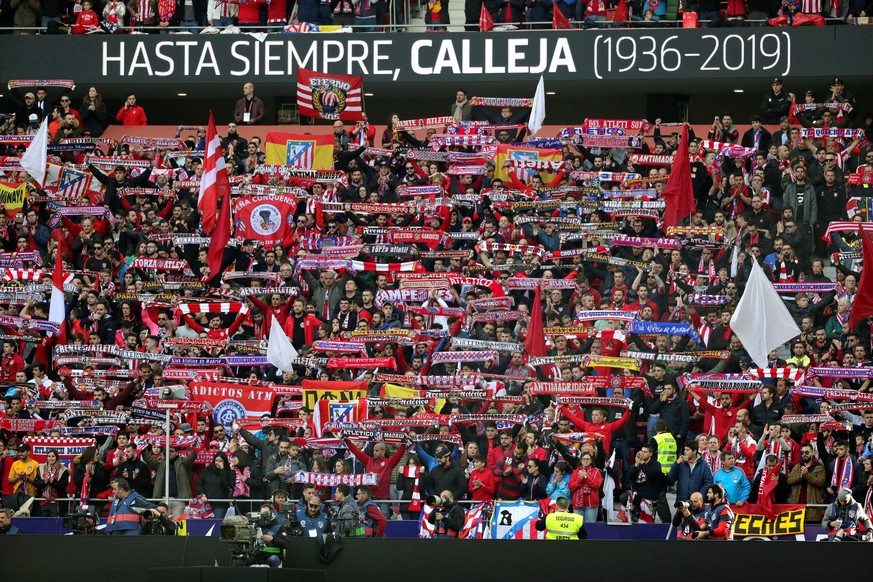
[535,497,587,540]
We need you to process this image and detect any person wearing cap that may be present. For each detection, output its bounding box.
[762,77,791,124]
[822,487,873,540]
[16,92,42,124]
[827,77,856,124]
[425,445,468,503]
[9,443,39,497]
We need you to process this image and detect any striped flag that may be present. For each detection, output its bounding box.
[459,502,488,539]
[490,500,546,539]
[296,68,364,122]
[198,112,230,235]
[58,167,99,201]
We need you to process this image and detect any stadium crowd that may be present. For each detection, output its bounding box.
[0,74,872,542]
[0,0,870,34]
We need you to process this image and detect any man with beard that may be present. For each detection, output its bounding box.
[693,483,734,540]
[787,443,827,522]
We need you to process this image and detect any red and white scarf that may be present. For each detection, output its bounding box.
[401,465,424,512]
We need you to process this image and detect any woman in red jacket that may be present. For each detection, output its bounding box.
[568,451,603,524]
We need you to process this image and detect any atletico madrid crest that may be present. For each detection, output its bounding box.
[312,83,349,120]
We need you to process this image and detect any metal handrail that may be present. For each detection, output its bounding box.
[23,496,833,508]
[0,17,852,34]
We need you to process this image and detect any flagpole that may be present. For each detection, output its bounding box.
[157,403,179,508]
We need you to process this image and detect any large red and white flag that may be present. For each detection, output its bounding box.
[296,68,364,121]
[198,112,230,234]
[479,3,494,31]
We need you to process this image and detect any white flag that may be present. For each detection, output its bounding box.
[529,75,546,137]
[730,244,739,278]
[730,261,800,368]
[20,117,49,187]
[266,315,298,373]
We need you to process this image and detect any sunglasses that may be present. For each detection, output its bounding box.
[308,504,321,509]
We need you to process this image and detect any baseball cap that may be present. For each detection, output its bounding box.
[832,78,844,85]
[462,216,473,223]
[24,92,35,99]
[771,78,782,84]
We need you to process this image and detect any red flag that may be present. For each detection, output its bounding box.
[198,112,229,234]
[296,68,364,122]
[613,0,629,23]
[479,3,494,31]
[524,285,558,380]
[849,226,873,329]
[552,6,572,29]
[756,461,783,520]
[661,124,695,228]
[207,180,232,281]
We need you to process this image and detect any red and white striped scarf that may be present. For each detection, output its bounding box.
[178,302,249,315]
[702,449,723,475]
[401,465,424,512]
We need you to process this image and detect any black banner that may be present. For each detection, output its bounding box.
[0,28,868,86]
[365,244,417,257]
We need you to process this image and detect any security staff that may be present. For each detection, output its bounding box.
[104,478,159,536]
[535,497,587,540]
[650,419,678,474]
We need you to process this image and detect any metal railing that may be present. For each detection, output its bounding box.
[0,17,854,34]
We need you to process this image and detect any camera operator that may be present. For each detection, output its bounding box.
[142,502,179,536]
[693,484,734,540]
[355,486,387,538]
[426,490,464,539]
[271,489,293,517]
[298,495,329,538]
[63,506,99,535]
[672,492,706,540]
[104,478,160,536]
[822,488,873,541]
[334,484,364,537]
[247,505,290,568]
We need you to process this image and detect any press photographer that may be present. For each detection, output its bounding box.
[104,478,160,536]
[671,492,706,540]
[426,490,464,539]
[693,484,734,540]
[141,503,179,536]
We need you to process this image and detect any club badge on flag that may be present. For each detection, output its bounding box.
[233,194,297,249]
[188,381,275,428]
[493,144,563,185]
[489,500,545,539]
[264,132,334,169]
[296,68,364,121]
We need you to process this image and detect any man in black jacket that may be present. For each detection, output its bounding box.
[427,489,465,537]
[426,446,468,502]
[761,78,791,124]
[88,164,153,214]
[116,444,152,498]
